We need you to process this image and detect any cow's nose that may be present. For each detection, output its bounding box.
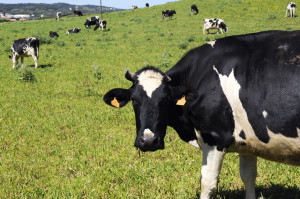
[138,129,159,151]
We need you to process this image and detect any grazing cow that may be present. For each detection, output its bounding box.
[132,5,138,9]
[49,31,59,38]
[286,2,296,17]
[103,30,300,199]
[94,20,107,31]
[191,5,198,15]
[73,10,83,16]
[9,37,39,68]
[66,28,81,34]
[56,12,62,20]
[84,16,99,29]
[203,18,228,34]
[146,3,149,7]
[162,10,176,19]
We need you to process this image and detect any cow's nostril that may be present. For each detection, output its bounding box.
[152,136,159,145]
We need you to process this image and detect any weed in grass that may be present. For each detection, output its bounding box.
[33,35,53,45]
[128,30,132,34]
[92,64,102,80]
[187,34,196,42]
[158,52,172,68]
[56,41,65,46]
[143,62,150,67]
[286,27,292,30]
[0,38,3,42]
[205,36,211,41]
[18,66,36,82]
[11,29,19,33]
[268,14,277,19]
[178,40,188,49]
[75,41,86,46]
[160,33,165,37]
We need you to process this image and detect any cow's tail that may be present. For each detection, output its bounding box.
[9,55,11,59]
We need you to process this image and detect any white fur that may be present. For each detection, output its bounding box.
[207,40,216,48]
[143,128,154,138]
[213,65,300,165]
[239,154,257,199]
[138,70,163,98]
[188,140,200,148]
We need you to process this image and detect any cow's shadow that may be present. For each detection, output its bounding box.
[26,64,52,68]
[194,184,300,199]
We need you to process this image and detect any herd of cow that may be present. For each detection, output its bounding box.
[8,2,300,199]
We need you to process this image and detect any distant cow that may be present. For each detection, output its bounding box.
[73,10,83,16]
[191,5,198,15]
[162,10,176,19]
[84,16,99,29]
[49,31,59,38]
[132,5,138,9]
[94,20,107,31]
[203,18,228,34]
[9,37,39,69]
[66,28,81,34]
[286,2,296,17]
[146,3,149,7]
[56,12,62,20]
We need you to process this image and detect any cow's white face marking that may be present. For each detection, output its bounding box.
[263,110,268,118]
[138,70,163,98]
[213,65,300,165]
[143,128,154,138]
[207,40,216,48]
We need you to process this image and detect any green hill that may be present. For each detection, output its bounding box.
[0,3,124,17]
[0,0,299,198]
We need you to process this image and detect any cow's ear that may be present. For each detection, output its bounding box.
[125,71,136,82]
[171,86,198,106]
[103,88,131,108]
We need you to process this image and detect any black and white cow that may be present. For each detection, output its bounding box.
[84,16,99,29]
[9,37,39,69]
[162,10,176,19]
[203,18,228,34]
[73,10,83,16]
[56,12,62,20]
[104,30,300,199]
[146,3,149,7]
[191,5,199,15]
[66,28,81,34]
[286,2,296,17]
[49,31,59,38]
[94,20,107,31]
[132,5,138,10]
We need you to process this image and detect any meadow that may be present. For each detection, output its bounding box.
[0,0,299,198]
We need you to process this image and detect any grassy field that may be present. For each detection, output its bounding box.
[0,0,299,198]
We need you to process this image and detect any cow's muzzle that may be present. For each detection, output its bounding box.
[135,130,164,152]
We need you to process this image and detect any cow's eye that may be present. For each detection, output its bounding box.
[131,98,140,106]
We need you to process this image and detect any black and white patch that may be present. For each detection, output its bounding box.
[203,18,228,34]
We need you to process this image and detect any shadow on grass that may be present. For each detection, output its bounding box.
[194,184,300,199]
[27,64,52,68]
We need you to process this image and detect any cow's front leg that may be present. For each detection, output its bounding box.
[12,56,18,69]
[21,57,24,67]
[32,55,38,68]
[200,143,225,199]
[239,154,257,199]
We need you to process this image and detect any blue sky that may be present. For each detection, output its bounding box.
[0,0,179,9]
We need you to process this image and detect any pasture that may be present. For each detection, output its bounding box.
[0,0,299,198]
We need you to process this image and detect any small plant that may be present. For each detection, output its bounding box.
[178,40,188,49]
[158,52,172,68]
[187,34,195,42]
[56,41,65,46]
[18,66,36,82]
[268,14,277,19]
[143,62,150,67]
[205,36,211,41]
[160,33,165,37]
[33,35,53,45]
[75,41,86,46]
[92,65,102,80]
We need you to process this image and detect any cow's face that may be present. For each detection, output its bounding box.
[104,67,192,152]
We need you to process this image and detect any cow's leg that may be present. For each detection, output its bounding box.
[200,143,225,199]
[239,154,257,199]
[203,28,206,35]
[285,10,288,17]
[32,55,38,68]
[21,57,24,67]
[12,55,17,69]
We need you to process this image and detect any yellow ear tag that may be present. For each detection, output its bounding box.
[111,97,120,108]
[176,96,186,106]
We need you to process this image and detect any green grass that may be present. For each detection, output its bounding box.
[0,0,299,198]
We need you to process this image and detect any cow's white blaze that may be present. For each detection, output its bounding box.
[213,65,300,165]
[138,70,163,98]
[207,40,216,48]
[143,128,154,138]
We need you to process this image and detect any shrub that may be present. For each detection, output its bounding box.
[18,66,36,82]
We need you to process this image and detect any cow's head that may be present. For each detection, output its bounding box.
[104,67,196,152]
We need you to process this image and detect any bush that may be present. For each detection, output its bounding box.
[18,66,36,82]
[178,40,188,49]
